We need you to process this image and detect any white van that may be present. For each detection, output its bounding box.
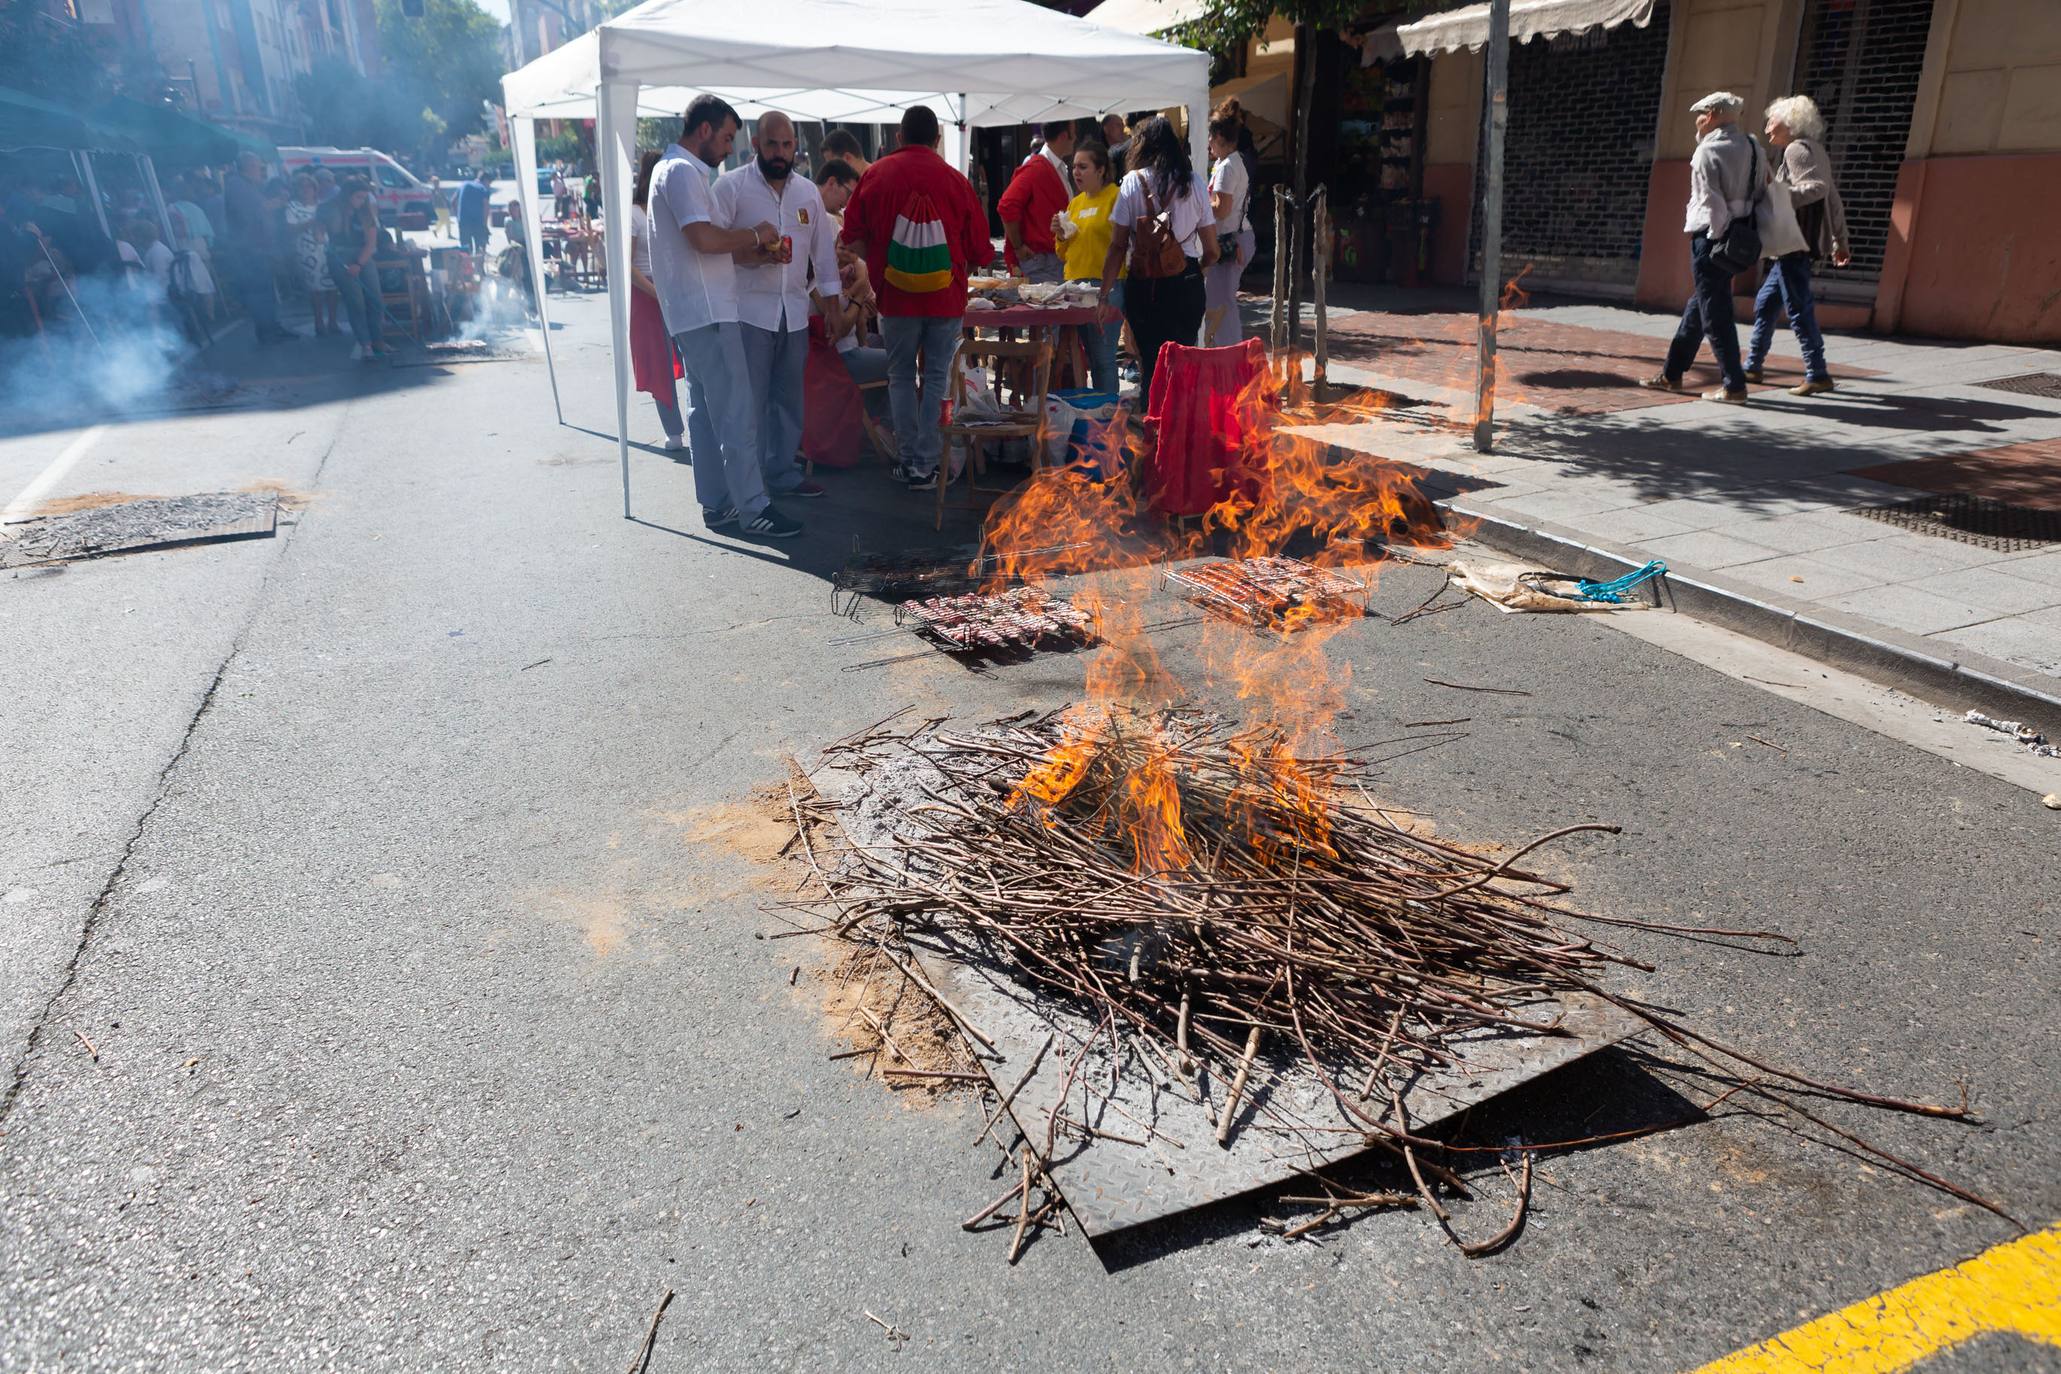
[278,147,439,230]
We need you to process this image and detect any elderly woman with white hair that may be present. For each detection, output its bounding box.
[1745,94,1850,396]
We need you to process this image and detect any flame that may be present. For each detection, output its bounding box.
[979,346,1457,878]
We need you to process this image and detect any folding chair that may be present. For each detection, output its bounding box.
[935,335,1052,530]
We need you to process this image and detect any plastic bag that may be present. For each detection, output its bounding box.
[1043,389,1118,466]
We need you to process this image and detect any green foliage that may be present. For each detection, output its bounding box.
[0,4,110,104]
[296,58,418,150]
[1167,0,1406,64]
[373,0,507,154]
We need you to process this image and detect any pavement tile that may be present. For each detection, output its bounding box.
[1818,584,2013,636]
[1629,528,1786,570]
[1994,548,2061,580]
[1475,486,1648,522]
[1572,505,1704,543]
[1720,554,1888,601]
[1718,512,1887,555]
[1898,567,2061,616]
[1931,617,2061,677]
[1809,534,2012,580]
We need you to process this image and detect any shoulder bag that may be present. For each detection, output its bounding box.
[1710,137,1764,274]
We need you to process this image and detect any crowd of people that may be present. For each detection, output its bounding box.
[627,96,1266,541]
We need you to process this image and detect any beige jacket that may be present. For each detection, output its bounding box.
[1777,138,1850,261]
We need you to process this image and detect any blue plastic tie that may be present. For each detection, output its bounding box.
[1575,560,1667,603]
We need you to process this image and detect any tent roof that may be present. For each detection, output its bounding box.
[0,86,144,154]
[1080,0,1211,37]
[91,96,240,167]
[1397,0,1657,56]
[502,0,1208,127]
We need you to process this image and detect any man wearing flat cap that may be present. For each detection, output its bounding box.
[1643,91,1759,403]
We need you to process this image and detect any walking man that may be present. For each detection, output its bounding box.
[453,170,491,257]
[1643,91,1758,403]
[651,95,801,537]
[998,119,1075,283]
[840,104,993,492]
[717,110,840,501]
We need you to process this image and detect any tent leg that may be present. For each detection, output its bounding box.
[512,116,564,425]
[598,80,638,520]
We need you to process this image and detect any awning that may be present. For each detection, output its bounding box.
[1397,0,1656,56]
[0,86,143,154]
[1211,70,1287,137]
[90,96,239,167]
[1081,0,1212,37]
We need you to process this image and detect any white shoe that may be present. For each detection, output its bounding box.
[350,344,368,361]
[663,434,686,451]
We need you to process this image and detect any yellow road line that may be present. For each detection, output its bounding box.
[1691,1222,2061,1372]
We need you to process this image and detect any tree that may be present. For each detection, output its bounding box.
[0,3,109,105]
[374,0,508,160]
[296,58,418,151]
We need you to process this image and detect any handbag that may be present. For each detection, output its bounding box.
[1127,178,1189,280]
[1710,137,1764,274]
[1757,176,1808,260]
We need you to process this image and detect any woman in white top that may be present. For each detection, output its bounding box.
[629,150,686,449]
[1203,109,1253,347]
[1097,116,1218,403]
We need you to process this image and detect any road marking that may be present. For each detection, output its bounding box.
[3,424,108,525]
[1690,1222,2061,1372]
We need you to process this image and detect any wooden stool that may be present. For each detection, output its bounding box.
[935,336,1053,530]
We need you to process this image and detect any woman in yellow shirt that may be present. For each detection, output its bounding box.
[1053,142,1124,395]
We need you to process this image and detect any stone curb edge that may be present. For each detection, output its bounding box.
[1439,499,2061,736]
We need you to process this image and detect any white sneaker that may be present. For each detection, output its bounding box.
[350,344,368,361]
[663,434,686,451]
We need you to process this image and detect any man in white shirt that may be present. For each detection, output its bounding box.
[716,111,841,502]
[1644,90,1758,403]
[650,95,800,538]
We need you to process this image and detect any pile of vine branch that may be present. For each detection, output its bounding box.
[801,707,2008,1248]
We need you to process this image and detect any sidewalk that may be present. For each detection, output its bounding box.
[1283,293,2061,718]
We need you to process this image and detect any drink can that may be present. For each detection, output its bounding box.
[780,234,793,263]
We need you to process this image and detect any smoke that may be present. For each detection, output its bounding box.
[0,268,194,427]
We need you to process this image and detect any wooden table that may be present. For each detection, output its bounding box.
[966,302,1110,393]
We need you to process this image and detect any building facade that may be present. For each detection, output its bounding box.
[70,0,382,143]
[1405,0,2061,343]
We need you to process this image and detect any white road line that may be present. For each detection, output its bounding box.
[2,424,107,527]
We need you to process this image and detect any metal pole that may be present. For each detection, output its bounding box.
[1269,184,1290,368]
[1312,187,1330,401]
[1473,0,1511,453]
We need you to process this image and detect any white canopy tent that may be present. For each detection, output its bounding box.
[499,0,1211,519]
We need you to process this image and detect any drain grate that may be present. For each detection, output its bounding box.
[1976,372,2061,399]
[1849,493,2061,551]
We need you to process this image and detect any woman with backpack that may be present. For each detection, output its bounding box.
[1097,116,1218,404]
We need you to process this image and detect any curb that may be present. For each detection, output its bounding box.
[1438,499,2061,736]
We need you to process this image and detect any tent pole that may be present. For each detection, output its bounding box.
[597,79,637,520]
[511,116,564,425]
[73,152,112,238]
[140,155,176,247]
[1472,0,1510,453]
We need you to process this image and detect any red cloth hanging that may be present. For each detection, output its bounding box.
[1142,338,1269,516]
[801,317,865,469]
[629,287,681,396]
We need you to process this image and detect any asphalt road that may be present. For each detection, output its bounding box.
[1,292,2056,1372]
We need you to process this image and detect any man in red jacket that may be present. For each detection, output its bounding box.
[840,105,993,490]
[997,119,1075,284]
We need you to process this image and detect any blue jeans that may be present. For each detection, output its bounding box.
[740,322,808,493]
[231,242,281,333]
[880,314,961,478]
[1662,231,1746,392]
[1746,251,1829,382]
[672,323,768,519]
[1077,282,1123,394]
[329,253,375,347]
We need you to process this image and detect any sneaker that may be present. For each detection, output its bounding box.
[1790,378,1836,396]
[905,469,939,492]
[1638,374,1685,392]
[780,479,827,499]
[742,504,803,538]
[350,344,368,361]
[663,434,687,452]
[703,504,738,529]
[1702,387,1749,404]
[1742,367,1765,385]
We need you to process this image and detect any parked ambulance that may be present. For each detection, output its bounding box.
[278,148,440,231]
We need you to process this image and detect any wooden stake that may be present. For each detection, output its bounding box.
[1216,1025,1262,1147]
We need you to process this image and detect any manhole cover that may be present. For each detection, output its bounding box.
[1849,493,2061,551]
[1,491,278,567]
[1976,373,2061,399]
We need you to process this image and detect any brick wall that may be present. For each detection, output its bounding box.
[1469,0,1673,288]
[1795,0,1936,281]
